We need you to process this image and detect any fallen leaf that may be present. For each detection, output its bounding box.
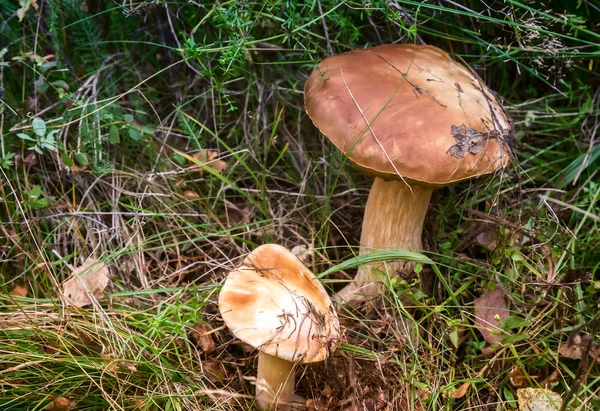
[203,359,227,382]
[63,259,109,308]
[224,201,251,226]
[291,245,313,263]
[10,284,28,297]
[517,388,562,411]
[192,150,227,176]
[509,366,528,387]
[46,396,76,411]
[473,288,510,345]
[475,230,498,251]
[190,323,216,354]
[449,382,470,399]
[182,190,200,200]
[558,333,600,364]
[539,370,559,389]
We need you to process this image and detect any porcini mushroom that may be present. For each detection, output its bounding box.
[219,244,341,410]
[304,44,514,306]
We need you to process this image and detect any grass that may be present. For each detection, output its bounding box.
[1,0,599,409]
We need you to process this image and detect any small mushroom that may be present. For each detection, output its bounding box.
[304,44,514,306]
[219,244,341,410]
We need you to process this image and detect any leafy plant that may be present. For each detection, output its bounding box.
[16,118,59,155]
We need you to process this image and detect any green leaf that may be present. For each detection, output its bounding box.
[61,153,73,167]
[32,118,46,136]
[52,80,70,91]
[41,61,58,73]
[74,153,88,166]
[46,130,60,140]
[17,133,36,142]
[172,152,186,166]
[142,125,155,136]
[502,316,531,330]
[123,114,134,123]
[414,263,423,275]
[318,249,433,279]
[109,125,120,144]
[503,387,517,408]
[500,333,530,344]
[449,328,459,349]
[28,185,43,200]
[128,127,142,141]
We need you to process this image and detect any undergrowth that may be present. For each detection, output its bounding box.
[1,1,599,410]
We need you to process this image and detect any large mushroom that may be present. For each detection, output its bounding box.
[304,44,514,306]
[219,244,341,410]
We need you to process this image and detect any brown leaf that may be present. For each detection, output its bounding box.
[181,190,200,200]
[9,284,28,297]
[509,366,528,387]
[558,333,600,364]
[189,323,216,354]
[475,230,498,251]
[225,201,251,226]
[449,382,470,399]
[192,150,227,176]
[63,259,109,308]
[203,359,227,382]
[473,288,510,345]
[46,397,76,411]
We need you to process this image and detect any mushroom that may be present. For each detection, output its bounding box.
[218,244,341,410]
[304,44,514,306]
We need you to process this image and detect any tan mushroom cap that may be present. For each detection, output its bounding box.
[304,44,514,185]
[218,244,340,363]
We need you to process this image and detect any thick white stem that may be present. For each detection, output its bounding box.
[256,353,295,410]
[334,177,433,306]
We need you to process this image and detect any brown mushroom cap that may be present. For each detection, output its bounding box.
[304,44,514,185]
[219,244,340,363]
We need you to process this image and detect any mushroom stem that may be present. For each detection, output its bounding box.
[334,177,433,306]
[256,352,295,410]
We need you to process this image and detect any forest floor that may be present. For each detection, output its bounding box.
[1,1,599,410]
